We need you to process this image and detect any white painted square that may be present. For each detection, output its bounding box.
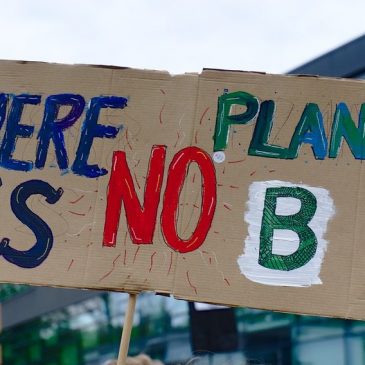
[237,180,335,287]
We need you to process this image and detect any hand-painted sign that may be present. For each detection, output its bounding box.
[0,61,364,320]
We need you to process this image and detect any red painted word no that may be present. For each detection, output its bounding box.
[103,146,217,253]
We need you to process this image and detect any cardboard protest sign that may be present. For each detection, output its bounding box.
[0,60,365,320]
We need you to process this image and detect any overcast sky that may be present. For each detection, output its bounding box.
[1,0,364,75]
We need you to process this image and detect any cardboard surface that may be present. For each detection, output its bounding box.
[0,60,364,319]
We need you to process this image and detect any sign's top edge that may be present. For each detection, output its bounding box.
[2,59,365,85]
[0,59,355,81]
[201,67,365,84]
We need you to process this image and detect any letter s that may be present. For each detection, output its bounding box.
[0,180,63,268]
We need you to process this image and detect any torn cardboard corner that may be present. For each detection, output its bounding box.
[0,60,365,320]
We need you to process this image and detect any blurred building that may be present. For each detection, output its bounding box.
[289,34,365,78]
[2,34,365,365]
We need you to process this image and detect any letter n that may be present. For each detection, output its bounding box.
[103,145,166,246]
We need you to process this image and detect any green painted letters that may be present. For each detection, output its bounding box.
[288,103,327,159]
[213,91,259,152]
[329,102,365,159]
[259,186,318,271]
[248,100,290,158]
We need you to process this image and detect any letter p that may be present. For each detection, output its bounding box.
[213,91,259,155]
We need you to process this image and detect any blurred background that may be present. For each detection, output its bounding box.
[1,1,365,364]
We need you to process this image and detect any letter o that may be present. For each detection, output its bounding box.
[161,147,217,253]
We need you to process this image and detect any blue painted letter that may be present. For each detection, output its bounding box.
[0,180,63,269]
[288,103,328,159]
[36,94,85,170]
[72,96,127,178]
[0,93,8,131]
[0,94,41,171]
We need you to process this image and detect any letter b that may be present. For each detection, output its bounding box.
[259,186,317,271]
[238,181,335,287]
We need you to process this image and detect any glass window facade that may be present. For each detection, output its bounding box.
[1,287,365,365]
[0,284,30,302]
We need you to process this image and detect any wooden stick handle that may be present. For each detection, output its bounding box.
[117,293,138,365]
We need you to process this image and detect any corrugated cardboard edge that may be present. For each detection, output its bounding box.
[1,60,365,320]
